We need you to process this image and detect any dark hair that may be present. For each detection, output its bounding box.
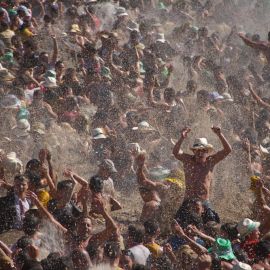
[57,180,74,191]
[17,236,33,250]
[23,214,41,236]
[89,176,103,193]
[255,240,270,259]
[164,87,176,100]
[41,252,68,270]
[104,241,121,259]
[132,265,148,270]
[28,173,42,188]
[268,31,270,42]
[128,226,144,244]
[14,174,29,183]
[186,80,197,92]
[220,223,238,240]
[26,159,41,171]
[144,220,159,236]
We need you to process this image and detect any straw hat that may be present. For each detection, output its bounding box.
[127,21,139,32]
[42,77,58,88]
[190,138,213,151]
[70,24,81,33]
[132,121,156,132]
[31,122,46,135]
[92,128,107,140]
[115,7,128,17]
[4,152,23,174]
[156,33,166,43]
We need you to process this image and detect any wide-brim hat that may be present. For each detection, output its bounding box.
[132,121,156,133]
[115,7,128,17]
[92,128,107,140]
[0,68,15,81]
[237,218,260,238]
[99,159,118,173]
[0,94,21,109]
[208,238,236,261]
[31,122,46,135]
[156,33,166,43]
[190,138,213,151]
[12,119,31,137]
[4,152,23,174]
[42,77,58,88]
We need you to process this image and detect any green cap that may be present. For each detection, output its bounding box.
[101,66,112,80]
[208,238,236,261]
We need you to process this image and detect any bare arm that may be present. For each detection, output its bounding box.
[50,36,58,66]
[173,127,192,162]
[172,220,207,255]
[27,191,68,233]
[136,153,168,190]
[0,240,12,257]
[89,199,118,245]
[249,83,270,111]
[210,127,232,165]
[44,102,58,119]
[239,33,268,51]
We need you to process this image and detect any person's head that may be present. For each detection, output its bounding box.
[75,216,93,240]
[186,80,197,95]
[98,159,117,178]
[25,159,41,175]
[204,221,221,238]
[104,241,121,264]
[220,223,238,241]
[128,225,144,245]
[196,89,209,106]
[14,174,29,196]
[255,240,270,262]
[41,252,68,270]
[144,220,160,238]
[23,213,41,236]
[198,27,208,38]
[191,138,213,163]
[164,87,176,104]
[237,218,260,241]
[120,250,133,270]
[89,176,103,193]
[71,249,92,270]
[56,180,74,200]
[130,30,140,45]
[138,186,153,202]
[55,60,65,75]
[187,199,204,215]
[39,52,49,64]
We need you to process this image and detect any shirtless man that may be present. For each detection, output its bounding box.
[239,32,270,63]
[173,126,231,221]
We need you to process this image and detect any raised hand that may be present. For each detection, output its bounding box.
[171,219,185,237]
[136,152,146,167]
[39,149,47,164]
[40,164,49,177]
[211,126,221,135]
[26,190,39,203]
[63,168,74,178]
[181,127,191,139]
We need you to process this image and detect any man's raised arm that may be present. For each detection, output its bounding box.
[173,127,192,162]
[239,33,268,51]
[210,126,232,164]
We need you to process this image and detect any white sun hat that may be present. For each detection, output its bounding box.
[190,138,213,151]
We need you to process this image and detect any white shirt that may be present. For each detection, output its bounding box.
[14,195,30,229]
[128,244,150,266]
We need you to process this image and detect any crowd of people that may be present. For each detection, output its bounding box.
[0,0,270,269]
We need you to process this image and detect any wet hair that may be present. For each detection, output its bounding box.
[104,241,121,259]
[128,225,144,244]
[41,252,68,270]
[144,220,160,236]
[197,89,209,103]
[220,222,239,240]
[89,176,103,193]
[28,173,42,188]
[57,180,74,191]
[23,214,41,236]
[14,174,29,183]
[17,235,33,250]
[164,87,176,101]
[26,159,41,171]
[255,240,270,259]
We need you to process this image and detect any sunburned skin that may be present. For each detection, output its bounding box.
[173,126,232,201]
